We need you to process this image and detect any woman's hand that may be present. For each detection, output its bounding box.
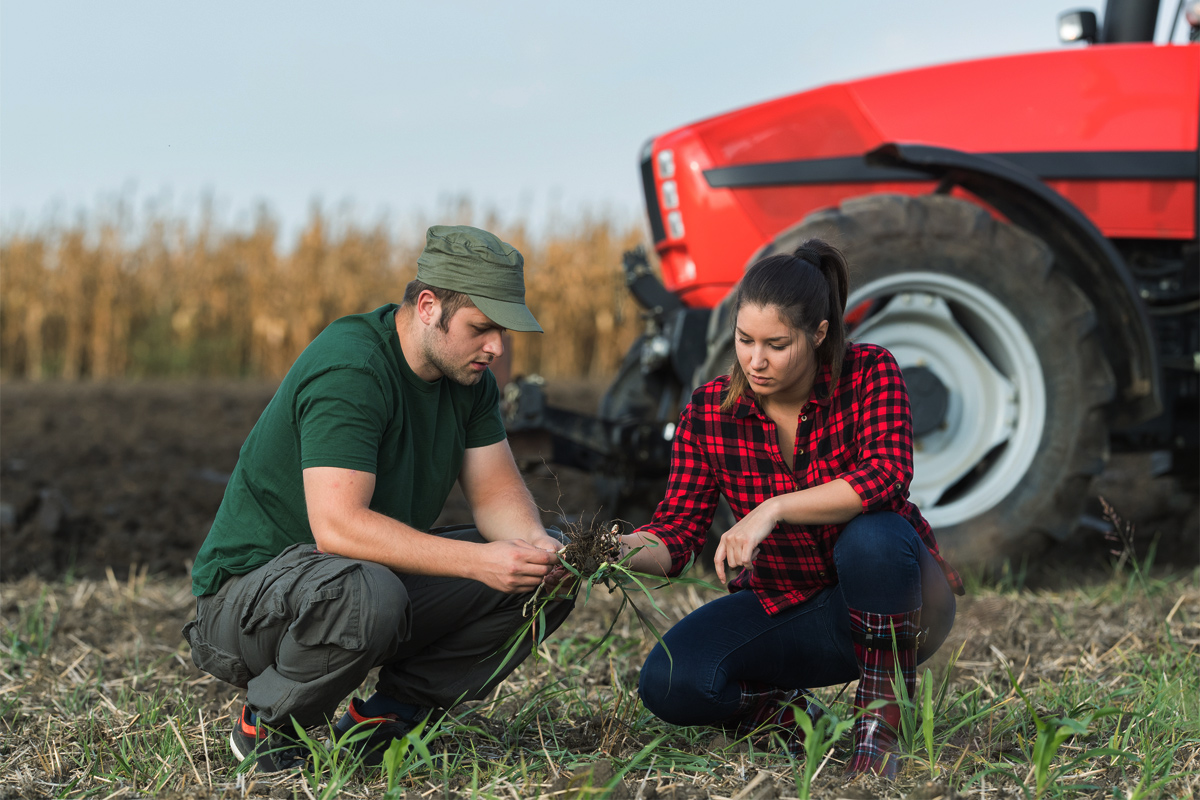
[713,498,780,584]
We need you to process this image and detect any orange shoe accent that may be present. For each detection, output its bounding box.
[240,705,263,739]
[347,697,400,725]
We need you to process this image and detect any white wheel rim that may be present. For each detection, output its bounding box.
[847,272,1046,528]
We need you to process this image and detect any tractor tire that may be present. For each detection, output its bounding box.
[697,193,1115,566]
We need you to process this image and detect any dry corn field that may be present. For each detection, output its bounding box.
[0,210,647,382]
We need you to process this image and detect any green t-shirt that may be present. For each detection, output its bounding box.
[190,304,507,596]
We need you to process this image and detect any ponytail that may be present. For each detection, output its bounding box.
[719,238,850,413]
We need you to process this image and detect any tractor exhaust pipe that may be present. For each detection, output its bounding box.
[1101,0,1160,42]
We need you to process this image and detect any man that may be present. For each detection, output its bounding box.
[183,225,572,772]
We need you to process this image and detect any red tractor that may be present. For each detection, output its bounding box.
[506,0,1199,564]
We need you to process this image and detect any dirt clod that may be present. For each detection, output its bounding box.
[549,758,630,799]
[560,522,623,577]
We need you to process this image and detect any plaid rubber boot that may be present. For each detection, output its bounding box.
[724,681,823,751]
[845,607,923,778]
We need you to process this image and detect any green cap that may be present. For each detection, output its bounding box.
[415,225,542,332]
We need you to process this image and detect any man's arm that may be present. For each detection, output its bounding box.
[457,439,560,553]
[302,466,557,593]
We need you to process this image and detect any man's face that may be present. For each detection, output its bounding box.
[420,302,505,385]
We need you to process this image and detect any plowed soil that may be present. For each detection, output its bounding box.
[1,379,1195,584]
[0,380,606,582]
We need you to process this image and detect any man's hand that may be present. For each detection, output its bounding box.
[473,539,561,594]
[529,534,574,591]
[713,499,779,584]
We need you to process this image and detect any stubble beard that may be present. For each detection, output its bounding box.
[421,329,487,386]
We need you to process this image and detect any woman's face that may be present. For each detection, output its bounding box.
[735,303,827,402]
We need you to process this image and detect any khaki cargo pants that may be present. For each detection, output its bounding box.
[182,526,574,728]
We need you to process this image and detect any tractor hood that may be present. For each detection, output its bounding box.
[691,44,1198,166]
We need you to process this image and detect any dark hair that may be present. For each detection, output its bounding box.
[402,279,474,332]
[720,239,849,413]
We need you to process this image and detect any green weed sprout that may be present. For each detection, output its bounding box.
[379,716,435,796]
[782,703,855,800]
[290,719,362,799]
[967,671,1136,799]
[6,587,58,663]
[898,643,996,779]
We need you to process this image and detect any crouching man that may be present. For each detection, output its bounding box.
[183,225,573,772]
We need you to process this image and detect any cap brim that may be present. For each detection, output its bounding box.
[469,294,543,333]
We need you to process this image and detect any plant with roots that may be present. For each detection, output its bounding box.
[490,520,717,680]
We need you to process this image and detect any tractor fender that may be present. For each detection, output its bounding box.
[866,142,1161,427]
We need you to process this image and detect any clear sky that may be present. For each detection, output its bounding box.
[0,1,1190,243]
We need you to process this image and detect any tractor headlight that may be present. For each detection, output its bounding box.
[661,180,679,209]
[657,149,675,179]
[1057,9,1097,43]
[666,211,685,239]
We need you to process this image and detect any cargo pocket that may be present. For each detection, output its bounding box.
[238,549,310,634]
[240,594,291,635]
[182,620,252,688]
[291,565,366,651]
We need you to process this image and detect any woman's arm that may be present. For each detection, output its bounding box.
[712,479,861,583]
[765,478,863,525]
[618,529,672,576]
[715,346,917,583]
[621,398,721,578]
[836,346,917,514]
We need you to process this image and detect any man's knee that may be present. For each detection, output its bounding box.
[355,562,410,657]
[289,560,409,658]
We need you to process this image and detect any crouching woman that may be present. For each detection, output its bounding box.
[620,240,964,777]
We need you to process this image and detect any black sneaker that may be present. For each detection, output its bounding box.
[230,704,308,773]
[333,697,419,766]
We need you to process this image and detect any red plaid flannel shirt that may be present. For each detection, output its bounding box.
[638,342,964,615]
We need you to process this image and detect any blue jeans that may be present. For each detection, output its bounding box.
[638,512,956,726]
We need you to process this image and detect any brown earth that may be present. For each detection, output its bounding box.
[0,379,1195,584]
[0,379,608,583]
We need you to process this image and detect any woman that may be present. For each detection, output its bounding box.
[619,239,963,777]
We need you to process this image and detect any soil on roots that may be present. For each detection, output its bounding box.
[560,522,623,577]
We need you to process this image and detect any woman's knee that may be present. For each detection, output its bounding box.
[637,645,673,715]
[916,547,957,663]
[835,513,922,566]
[638,644,713,725]
[835,513,925,613]
[917,594,956,665]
